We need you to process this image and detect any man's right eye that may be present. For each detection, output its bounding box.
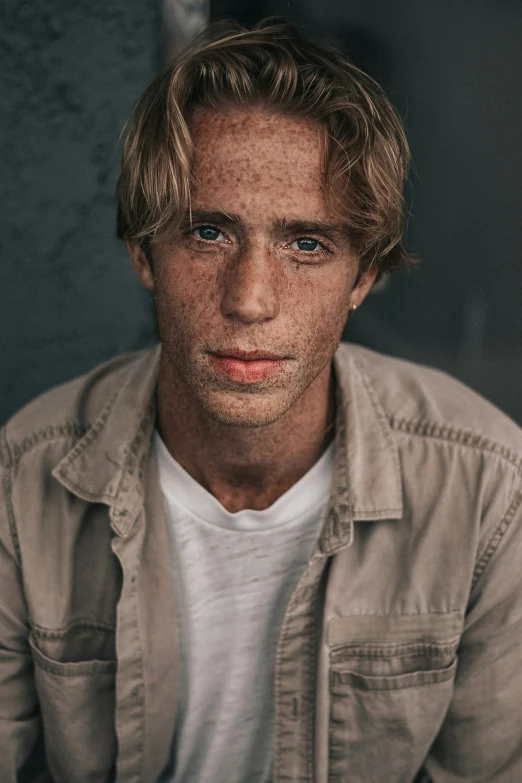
[192,225,223,241]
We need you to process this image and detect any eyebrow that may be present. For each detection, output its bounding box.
[182,209,242,228]
[182,210,347,240]
[272,218,348,239]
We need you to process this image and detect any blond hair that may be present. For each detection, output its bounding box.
[117,18,413,274]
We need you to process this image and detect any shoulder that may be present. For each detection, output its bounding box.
[0,348,156,467]
[336,342,522,466]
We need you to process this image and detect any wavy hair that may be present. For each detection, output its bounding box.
[116,18,413,274]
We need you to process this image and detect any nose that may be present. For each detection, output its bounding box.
[220,240,280,324]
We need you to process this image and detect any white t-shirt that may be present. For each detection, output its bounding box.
[155,432,333,783]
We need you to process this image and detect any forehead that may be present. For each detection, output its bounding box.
[187,107,329,219]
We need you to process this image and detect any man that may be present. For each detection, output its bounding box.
[1,18,521,783]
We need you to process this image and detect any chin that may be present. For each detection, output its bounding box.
[197,388,296,429]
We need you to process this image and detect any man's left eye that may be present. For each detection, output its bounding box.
[193,225,223,241]
[292,237,321,252]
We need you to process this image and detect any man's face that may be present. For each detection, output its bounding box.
[129,108,376,427]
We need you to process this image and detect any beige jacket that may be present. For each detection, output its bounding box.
[1,344,522,783]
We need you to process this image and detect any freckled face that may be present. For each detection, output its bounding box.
[134,108,376,427]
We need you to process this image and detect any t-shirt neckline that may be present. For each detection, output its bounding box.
[153,430,334,532]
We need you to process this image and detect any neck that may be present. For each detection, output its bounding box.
[156,353,336,513]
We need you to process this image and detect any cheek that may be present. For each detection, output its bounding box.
[286,271,353,343]
[155,261,221,330]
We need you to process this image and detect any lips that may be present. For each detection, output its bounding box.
[208,350,287,383]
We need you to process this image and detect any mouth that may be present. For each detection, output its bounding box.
[212,349,286,361]
[207,349,289,384]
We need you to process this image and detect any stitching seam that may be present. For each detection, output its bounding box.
[31,621,115,637]
[390,415,522,471]
[1,428,20,563]
[471,487,522,591]
[10,422,90,464]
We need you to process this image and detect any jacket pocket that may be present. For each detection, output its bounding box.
[30,625,117,783]
[327,613,460,782]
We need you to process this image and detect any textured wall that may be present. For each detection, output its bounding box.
[0,0,160,424]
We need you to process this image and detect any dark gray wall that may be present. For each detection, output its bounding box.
[2,0,521,424]
[0,0,159,424]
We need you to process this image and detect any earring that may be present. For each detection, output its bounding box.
[350,304,357,314]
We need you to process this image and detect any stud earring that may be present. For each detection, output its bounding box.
[350,304,357,314]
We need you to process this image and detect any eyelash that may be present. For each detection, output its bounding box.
[289,237,330,254]
[188,225,332,259]
[189,226,228,243]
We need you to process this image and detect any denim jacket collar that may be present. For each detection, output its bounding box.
[319,346,403,554]
[52,346,161,537]
[52,343,403,544]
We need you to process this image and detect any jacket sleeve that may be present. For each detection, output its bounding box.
[422,478,522,782]
[0,455,51,782]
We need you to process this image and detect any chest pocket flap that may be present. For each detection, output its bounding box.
[329,611,462,647]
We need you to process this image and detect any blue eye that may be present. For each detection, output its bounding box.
[195,225,222,241]
[294,237,320,252]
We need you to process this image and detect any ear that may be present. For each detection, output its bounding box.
[125,240,155,291]
[350,262,379,309]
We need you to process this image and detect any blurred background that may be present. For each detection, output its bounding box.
[1,0,521,425]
